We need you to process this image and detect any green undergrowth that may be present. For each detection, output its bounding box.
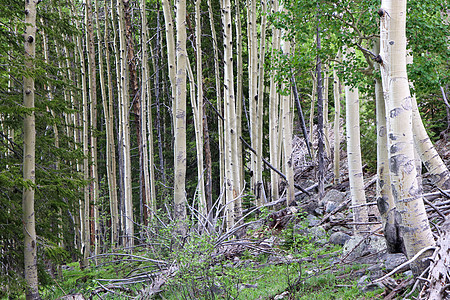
[38,218,386,299]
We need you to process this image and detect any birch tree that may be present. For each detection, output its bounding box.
[174,0,187,224]
[100,0,119,247]
[373,40,402,253]
[85,0,99,261]
[280,18,295,205]
[344,48,369,235]
[333,58,341,184]
[140,0,155,223]
[223,0,240,228]
[379,0,434,274]
[194,0,207,218]
[23,0,40,297]
[117,0,134,247]
[269,0,281,200]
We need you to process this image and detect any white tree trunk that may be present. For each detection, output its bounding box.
[333,57,341,184]
[161,0,177,129]
[380,0,435,274]
[373,39,403,253]
[117,0,134,247]
[23,0,40,296]
[255,0,268,205]
[102,0,119,247]
[344,47,369,235]
[174,0,187,225]
[280,23,295,205]
[269,0,281,200]
[195,0,207,218]
[223,0,240,229]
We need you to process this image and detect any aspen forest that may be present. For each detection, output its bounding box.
[1,0,449,299]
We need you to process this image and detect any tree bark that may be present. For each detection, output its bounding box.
[117,0,134,248]
[255,0,268,205]
[174,0,187,225]
[102,0,119,247]
[374,39,403,253]
[380,0,435,274]
[85,0,99,263]
[269,0,281,201]
[223,0,240,229]
[280,20,295,205]
[195,0,207,218]
[333,56,341,184]
[23,0,40,297]
[344,47,369,235]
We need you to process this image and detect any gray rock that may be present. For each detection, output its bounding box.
[305,214,321,227]
[329,232,351,245]
[367,263,385,280]
[384,253,408,272]
[307,226,326,239]
[321,189,346,207]
[325,201,338,213]
[343,235,387,260]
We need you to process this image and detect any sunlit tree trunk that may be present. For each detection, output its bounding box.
[174,0,187,225]
[117,0,134,247]
[269,0,281,200]
[194,0,207,218]
[186,58,205,220]
[23,0,40,297]
[101,0,119,247]
[374,40,402,253]
[380,0,434,274]
[344,47,368,235]
[235,0,244,196]
[85,0,99,262]
[322,66,331,159]
[223,0,240,229]
[247,0,257,191]
[140,0,154,223]
[333,56,341,184]
[280,25,295,205]
[161,0,177,129]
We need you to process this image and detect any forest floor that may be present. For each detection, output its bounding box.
[39,135,450,300]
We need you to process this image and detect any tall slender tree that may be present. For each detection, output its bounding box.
[23,0,40,297]
[174,0,187,224]
[344,47,369,235]
[379,0,434,274]
[117,0,134,248]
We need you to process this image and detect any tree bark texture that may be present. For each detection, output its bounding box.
[23,0,40,298]
[374,39,403,253]
[380,0,434,274]
[174,0,187,225]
